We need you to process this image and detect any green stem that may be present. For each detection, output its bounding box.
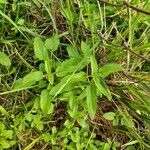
[0,85,37,96]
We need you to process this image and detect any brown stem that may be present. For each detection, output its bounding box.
[81,25,150,62]
[98,0,150,15]
[97,0,123,7]
[123,44,150,62]
[97,31,150,62]
[124,1,150,15]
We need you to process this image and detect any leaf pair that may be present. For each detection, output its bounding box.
[34,35,59,60]
[34,37,49,61]
[86,55,123,119]
[91,55,112,100]
[34,36,59,84]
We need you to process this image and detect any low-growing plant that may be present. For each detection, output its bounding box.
[0,0,150,149]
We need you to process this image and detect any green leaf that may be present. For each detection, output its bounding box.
[49,72,87,96]
[25,113,33,122]
[69,93,77,110]
[125,146,135,150]
[49,80,66,96]
[13,78,23,89]
[0,106,9,116]
[0,52,11,68]
[0,123,5,131]
[91,55,98,75]
[17,18,24,25]
[23,71,43,86]
[45,34,60,52]
[33,97,40,110]
[34,37,48,60]
[40,89,53,114]
[64,120,72,128]
[61,7,74,23]
[32,0,41,7]
[68,72,87,83]
[45,60,54,84]
[113,117,119,126]
[70,131,80,143]
[17,1,31,7]
[121,116,134,128]
[103,112,116,121]
[43,133,51,142]
[9,140,16,146]
[0,140,10,149]
[3,130,13,138]
[81,41,92,57]
[93,77,112,100]
[102,143,110,150]
[32,114,43,130]
[99,64,122,78]
[86,84,97,119]
[77,118,88,128]
[52,126,57,134]
[134,43,150,51]
[0,0,8,4]
[66,45,80,58]
[56,57,88,77]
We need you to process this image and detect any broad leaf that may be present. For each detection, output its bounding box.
[61,7,74,23]
[45,60,54,84]
[91,55,112,99]
[0,0,8,4]
[43,133,51,143]
[0,52,11,68]
[40,89,53,114]
[49,72,87,96]
[34,37,48,60]
[69,93,76,110]
[81,41,92,57]
[13,78,23,89]
[49,81,67,96]
[103,112,116,121]
[0,106,9,116]
[31,114,43,130]
[86,84,97,119]
[91,55,98,75]
[66,45,80,58]
[56,57,88,77]
[77,118,88,128]
[23,71,43,86]
[25,113,33,122]
[0,140,11,149]
[45,34,59,52]
[102,143,110,150]
[121,116,134,128]
[93,77,112,100]
[99,64,122,78]
[67,72,87,83]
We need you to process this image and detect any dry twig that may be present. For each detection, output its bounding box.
[98,0,150,15]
